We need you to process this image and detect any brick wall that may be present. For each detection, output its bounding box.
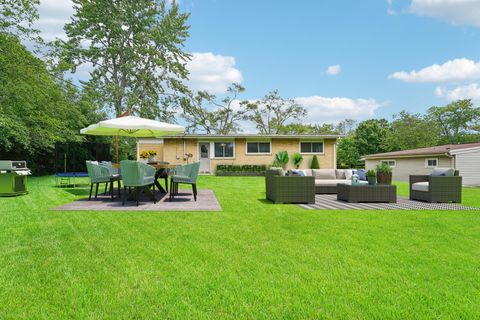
[158,137,337,172]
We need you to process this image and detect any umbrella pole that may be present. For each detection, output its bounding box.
[115,135,119,163]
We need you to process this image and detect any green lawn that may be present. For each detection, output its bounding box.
[1,176,479,319]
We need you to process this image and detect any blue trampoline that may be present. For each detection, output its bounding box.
[55,172,89,187]
[54,142,111,188]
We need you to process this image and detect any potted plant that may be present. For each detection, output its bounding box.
[274,151,289,169]
[376,162,393,184]
[366,169,376,185]
[292,152,303,169]
[148,150,157,163]
[139,151,150,163]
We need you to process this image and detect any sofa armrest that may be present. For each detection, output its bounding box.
[410,175,429,185]
[429,176,462,191]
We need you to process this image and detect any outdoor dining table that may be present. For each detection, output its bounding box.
[148,162,176,193]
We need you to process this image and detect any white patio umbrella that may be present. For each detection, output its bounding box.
[80,116,184,162]
[80,116,184,137]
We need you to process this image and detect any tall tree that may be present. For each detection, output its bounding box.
[0,0,40,40]
[277,123,340,135]
[353,119,391,156]
[0,33,91,173]
[385,110,440,150]
[336,136,360,168]
[55,0,190,119]
[427,99,480,144]
[180,83,247,134]
[336,119,357,136]
[245,90,307,134]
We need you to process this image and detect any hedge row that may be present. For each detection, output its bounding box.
[216,164,267,176]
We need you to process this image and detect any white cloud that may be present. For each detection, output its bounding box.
[389,58,480,83]
[409,0,480,27]
[294,96,381,123]
[435,83,480,103]
[325,64,341,75]
[186,52,243,94]
[34,0,74,42]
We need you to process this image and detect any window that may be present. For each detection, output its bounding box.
[425,158,438,168]
[214,142,234,158]
[247,142,271,154]
[300,142,324,154]
[381,160,396,168]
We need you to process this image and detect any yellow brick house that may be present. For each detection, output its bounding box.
[137,134,341,173]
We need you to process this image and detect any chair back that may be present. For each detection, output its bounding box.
[120,160,156,187]
[86,160,110,183]
[175,162,200,183]
[188,162,200,183]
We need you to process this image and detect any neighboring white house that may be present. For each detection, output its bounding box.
[362,142,480,186]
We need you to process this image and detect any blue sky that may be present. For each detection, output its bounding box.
[34,0,480,126]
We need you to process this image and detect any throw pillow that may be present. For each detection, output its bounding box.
[356,169,367,181]
[431,168,455,177]
[312,169,337,179]
[344,170,353,180]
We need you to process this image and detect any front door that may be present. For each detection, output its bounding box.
[199,143,210,172]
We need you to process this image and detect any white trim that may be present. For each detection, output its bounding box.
[299,140,325,155]
[333,142,337,169]
[212,141,235,159]
[245,140,272,155]
[380,159,397,168]
[425,157,438,168]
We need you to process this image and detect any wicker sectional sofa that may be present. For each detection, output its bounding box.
[298,169,367,194]
[266,169,367,204]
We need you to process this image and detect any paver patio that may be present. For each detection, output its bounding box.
[53,189,221,211]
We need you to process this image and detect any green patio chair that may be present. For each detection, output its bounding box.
[86,161,121,201]
[120,160,157,206]
[169,162,200,201]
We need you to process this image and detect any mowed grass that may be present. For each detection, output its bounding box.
[0,176,479,319]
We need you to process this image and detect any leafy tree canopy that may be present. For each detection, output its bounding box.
[0,33,98,173]
[427,99,480,144]
[0,0,40,41]
[180,83,247,134]
[245,90,307,134]
[55,0,190,120]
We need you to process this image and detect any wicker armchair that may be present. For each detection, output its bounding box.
[265,169,315,204]
[409,170,462,203]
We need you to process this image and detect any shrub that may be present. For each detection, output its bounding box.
[311,155,320,169]
[216,164,266,176]
[292,152,303,168]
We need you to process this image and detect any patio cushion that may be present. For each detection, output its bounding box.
[344,170,354,180]
[431,168,455,177]
[412,182,429,192]
[313,169,336,180]
[300,169,312,176]
[173,175,193,183]
[335,169,346,179]
[314,179,346,186]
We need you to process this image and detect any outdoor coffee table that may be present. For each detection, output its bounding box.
[337,183,397,203]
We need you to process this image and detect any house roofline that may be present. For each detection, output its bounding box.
[160,134,344,139]
[361,153,450,160]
